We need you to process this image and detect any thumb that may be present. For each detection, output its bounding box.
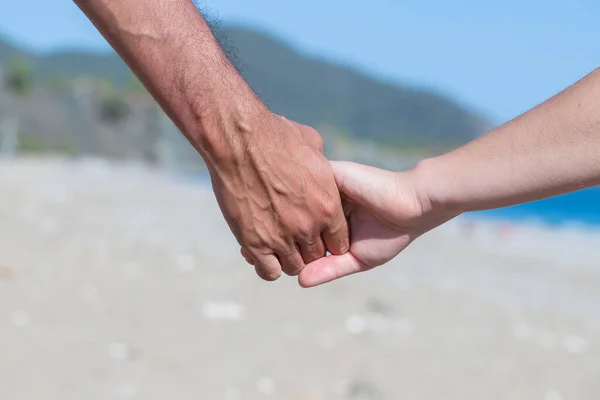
[330,161,394,210]
[298,251,371,288]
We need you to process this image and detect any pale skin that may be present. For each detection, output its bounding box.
[73,0,350,281]
[292,68,600,288]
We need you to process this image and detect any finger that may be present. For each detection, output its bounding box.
[253,254,282,282]
[277,247,305,277]
[297,235,326,264]
[300,125,324,153]
[240,248,255,265]
[322,206,350,256]
[298,252,371,288]
[330,161,391,207]
[341,198,356,218]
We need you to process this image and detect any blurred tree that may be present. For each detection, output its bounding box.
[99,93,130,125]
[4,58,33,97]
[1,58,34,155]
[97,89,131,158]
[45,73,69,93]
[57,139,77,156]
[17,135,45,153]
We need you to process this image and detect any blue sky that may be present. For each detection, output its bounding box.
[0,0,599,124]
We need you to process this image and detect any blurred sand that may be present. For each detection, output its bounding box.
[0,157,599,400]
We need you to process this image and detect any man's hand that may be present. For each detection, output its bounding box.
[297,161,456,287]
[74,0,349,281]
[213,112,349,280]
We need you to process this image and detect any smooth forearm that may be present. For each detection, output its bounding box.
[415,68,600,215]
[74,0,262,166]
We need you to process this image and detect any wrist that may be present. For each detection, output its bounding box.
[409,156,464,220]
[189,85,270,170]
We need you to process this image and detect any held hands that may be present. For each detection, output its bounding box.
[211,111,350,281]
[298,161,457,287]
[238,153,458,286]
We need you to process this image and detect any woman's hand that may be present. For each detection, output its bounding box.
[297,161,457,288]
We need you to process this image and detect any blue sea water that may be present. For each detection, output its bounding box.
[473,187,600,226]
[183,172,600,227]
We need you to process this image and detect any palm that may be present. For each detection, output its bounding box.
[345,206,413,269]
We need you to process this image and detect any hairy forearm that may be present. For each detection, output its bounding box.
[416,68,600,214]
[76,0,351,279]
[74,0,262,166]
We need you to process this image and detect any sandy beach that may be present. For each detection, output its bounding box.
[0,157,599,400]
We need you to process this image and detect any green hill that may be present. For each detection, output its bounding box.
[0,26,490,146]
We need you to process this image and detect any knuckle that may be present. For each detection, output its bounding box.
[303,235,321,250]
[302,244,325,264]
[321,197,340,219]
[328,239,350,256]
[277,245,296,258]
[338,241,350,254]
[273,238,293,254]
[226,211,243,228]
[297,220,316,238]
[311,133,324,150]
[327,218,347,238]
[303,252,322,265]
[258,267,282,282]
[242,234,264,250]
[283,260,304,277]
[240,228,279,251]
[314,133,324,146]
[316,141,325,152]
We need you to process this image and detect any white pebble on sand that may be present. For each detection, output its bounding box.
[563,334,589,354]
[492,358,512,373]
[335,378,351,396]
[544,390,564,400]
[396,318,415,336]
[10,310,31,328]
[536,330,557,350]
[39,215,59,235]
[395,278,410,291]
[283,322,302,340]
[20,204,37,223]
[108,342,130,361]
[439,277,458,292]
[117,383,139,398]
[78,284,101,306]
[224,387,242,400]
[368,314,389,333]
[346,315,367,335]
[512,322,533,341]
[202,301,246,321]
[44,184,71,205]
[317,331,335,348]
[0,264,15,281]
[123,261,140,281]
[145,231,165,246]
[177,254,195,272]
[94,238,110,255]
[256,377,275,395]
[80,159,111,180]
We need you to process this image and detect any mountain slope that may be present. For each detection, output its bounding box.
[0,26,489,145]
[221,27,488,144]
